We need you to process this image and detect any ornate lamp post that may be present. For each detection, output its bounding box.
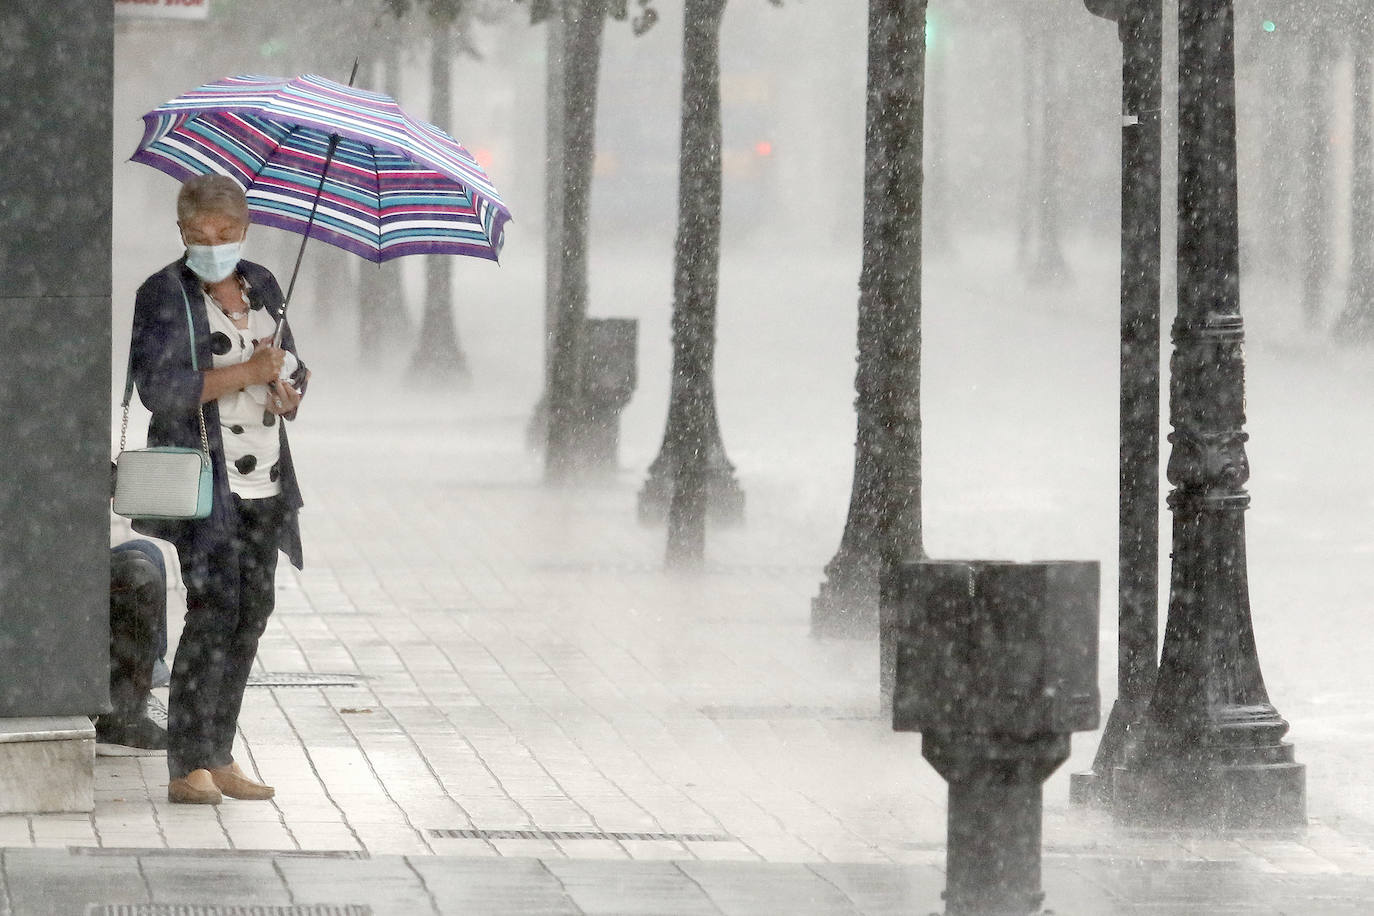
[1112,0,1305,828]
[1071,0,1162,806]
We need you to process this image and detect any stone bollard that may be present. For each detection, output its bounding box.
[890,560,1100,916]
[579,318,638,473]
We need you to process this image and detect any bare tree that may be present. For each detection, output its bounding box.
[812,0,927,635]
[1336,6,1374,341]
[530,0,656,481]
[357,40,414,361]
[1300,21,1333,327]
[408,5,471,384]
[659,0,780,567]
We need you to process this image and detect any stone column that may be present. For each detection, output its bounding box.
[0,2,113,812]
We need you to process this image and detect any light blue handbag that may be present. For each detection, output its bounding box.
[112,285,213,521]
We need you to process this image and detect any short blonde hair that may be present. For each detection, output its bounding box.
[177,174,249,226]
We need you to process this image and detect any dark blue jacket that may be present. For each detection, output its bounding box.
[129,258,306,569]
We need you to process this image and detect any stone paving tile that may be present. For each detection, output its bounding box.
[28,816,97,848]
[288,820,362,851]
[141,852,291,904]
[807,862,946,916]
[553,838,629,861]
[407,855,582,915]
[219,818,297,851]
[544,859,722,915]
[0,820,29,848]
[2,848,150,914]
[428,835,501,857]
[620,839,691,861]
[274,854,439,916]
[490,837,565,859]
[678,861,863,915]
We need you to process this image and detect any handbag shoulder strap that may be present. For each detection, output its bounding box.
[119,275,203,452]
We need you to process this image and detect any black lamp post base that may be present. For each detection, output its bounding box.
[636,460,744,526]
[1113,730,1306,829]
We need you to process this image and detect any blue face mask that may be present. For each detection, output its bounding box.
[185,239,244,283]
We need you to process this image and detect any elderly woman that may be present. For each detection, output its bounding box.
[130,174,310,805]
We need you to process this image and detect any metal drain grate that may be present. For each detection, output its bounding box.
[536,561,817,576]
[86,906,371,916]
[698,705,880,721]
[429,827,729,843]
[69,847,368,860]
[245,672,364,688]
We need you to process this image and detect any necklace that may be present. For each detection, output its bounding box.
[208,282,250,321]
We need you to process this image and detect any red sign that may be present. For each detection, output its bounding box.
[114,0,210,20]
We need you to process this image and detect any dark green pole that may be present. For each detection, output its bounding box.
[1072,0,1162,806]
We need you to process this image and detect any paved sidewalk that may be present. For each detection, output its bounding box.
[9,844,1374,915]
[11,246,1374,912]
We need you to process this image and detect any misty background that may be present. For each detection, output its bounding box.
[110,0,1374,825]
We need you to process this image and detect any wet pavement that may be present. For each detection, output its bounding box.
[10,243,1373,913]
[7,844,1374,914]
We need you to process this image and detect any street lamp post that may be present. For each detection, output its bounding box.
[1071,0,1162,806]
[1112,0,1305,829]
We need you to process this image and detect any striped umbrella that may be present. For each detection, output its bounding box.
[131,73,511,266]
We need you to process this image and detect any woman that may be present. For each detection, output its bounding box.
[130,174,310,805]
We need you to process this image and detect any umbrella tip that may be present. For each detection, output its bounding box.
[348,58,360,87]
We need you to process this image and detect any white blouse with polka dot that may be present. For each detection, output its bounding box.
[203,287,283,499]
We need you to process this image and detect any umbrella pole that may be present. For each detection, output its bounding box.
[263,131,341,422]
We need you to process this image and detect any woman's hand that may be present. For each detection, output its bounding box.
[265,377,303,416]
[245,341,286,386]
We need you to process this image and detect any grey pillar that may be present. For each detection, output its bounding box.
[0,4,113,718]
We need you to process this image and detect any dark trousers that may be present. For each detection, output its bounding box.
[106,541,166,724]
[168,495,284,779]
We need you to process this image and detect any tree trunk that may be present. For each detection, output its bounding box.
[812,0,927,637]
[1017,6,1036,269]
[527,12,567,450]
[408,14,470,385]
[1336,22,1374,341]
[664,0,729,569]
[358,44,413,362]
[638,1,744,528]
[1300,25,1332,328]
[1254,15,1297,280]
[1030,16,1070,285]
[318,243,356,332]
[545,0,608,482]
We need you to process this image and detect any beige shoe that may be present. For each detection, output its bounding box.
[209,761,275,800]
[168,769,222,805]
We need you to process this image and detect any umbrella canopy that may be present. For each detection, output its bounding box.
[131,74,511,263]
